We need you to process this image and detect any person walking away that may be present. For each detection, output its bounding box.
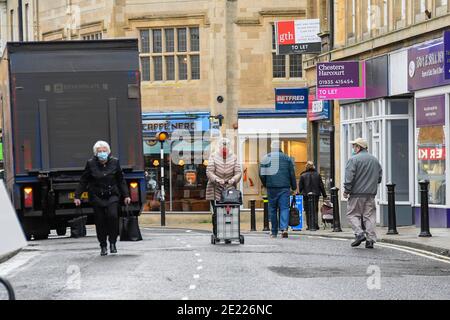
[343,138,382,249]
[74,141,131,256]
[259,141,297,239]
[205,138,242,242]
[299,161,327,230]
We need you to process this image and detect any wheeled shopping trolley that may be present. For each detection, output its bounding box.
[211,203,244,245]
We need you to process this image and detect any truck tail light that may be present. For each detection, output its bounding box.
[24,187,34,209]
[129,182,139,202]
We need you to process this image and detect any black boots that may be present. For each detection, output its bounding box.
[351,234,367,247]
[110,243,117,254]
[365,240,375,249]
[100,246,108,256]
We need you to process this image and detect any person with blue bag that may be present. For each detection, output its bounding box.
[259,141,297,239]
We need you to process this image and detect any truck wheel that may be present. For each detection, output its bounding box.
[56,227,67,236]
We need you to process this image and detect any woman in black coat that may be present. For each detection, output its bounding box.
[299,161,327,230]
[74,141,131,256]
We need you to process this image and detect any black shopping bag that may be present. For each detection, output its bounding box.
[120,206,143,242]
[69,209,87,238]
[289,196,300,227]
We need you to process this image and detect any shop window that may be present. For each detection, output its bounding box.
[139,26,200,82]
[389,99,410,115]
[271,25,303,79]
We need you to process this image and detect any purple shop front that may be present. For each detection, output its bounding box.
[415,208,450,228]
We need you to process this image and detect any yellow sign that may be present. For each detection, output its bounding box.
[69,192,88,200]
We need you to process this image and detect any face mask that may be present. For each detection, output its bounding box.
[222,148,228,158]
[97,151,109,161]
[352,148,358,156]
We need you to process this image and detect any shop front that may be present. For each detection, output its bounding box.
[408,37,450,227]
[142,112,211,213]
[237,110,308,210]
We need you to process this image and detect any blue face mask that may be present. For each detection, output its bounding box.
[97,151,109,161]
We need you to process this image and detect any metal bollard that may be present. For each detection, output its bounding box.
[386,183,399,235]
[263,196,270,231]
[0,277,15,300]
[308,192,318,231]
[330,187,342,232]
[250,200,257,232]
[419,180,432,237]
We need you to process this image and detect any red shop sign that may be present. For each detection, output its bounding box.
[418,147,446,161]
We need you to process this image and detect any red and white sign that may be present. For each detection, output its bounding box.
[418,147,446,161]
[275,19,321,55]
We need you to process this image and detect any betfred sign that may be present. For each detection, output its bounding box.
[276,20,321,55]
[275,88,309,114]
[418,147,446,161]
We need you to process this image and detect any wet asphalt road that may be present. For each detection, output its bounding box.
[1,227,450,300]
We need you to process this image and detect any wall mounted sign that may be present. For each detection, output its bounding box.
[408,38,450,91]
[275,20,321,55]
[307,95,330,121]
[418,147,446,161]
[316,61,366,100]
[416,95,445,127]
[444,31,450,80]
[275,88,309,113]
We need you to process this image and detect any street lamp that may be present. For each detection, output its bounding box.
[156,131,169,226]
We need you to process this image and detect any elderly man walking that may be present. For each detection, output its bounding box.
[259,141,297,239]
[344,138,382,249]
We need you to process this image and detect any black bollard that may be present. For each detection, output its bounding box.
[308,192,318,231]
[419,180,432,237]
[250,200,257,232]
[330,187,342,232]
[263,196,270,231]
[386,183,399,235]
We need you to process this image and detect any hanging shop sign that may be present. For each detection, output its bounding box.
[275,88,309,113]
[408,38,450,91]
[308,95,330,121]
[445,31,450,80]
[316,61,366,100]
[275,20,321,55]
[416,95,446,127]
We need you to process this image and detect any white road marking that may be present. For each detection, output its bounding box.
[377,243,450,264]
[0,251,39,277]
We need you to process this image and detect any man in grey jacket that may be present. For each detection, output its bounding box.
[344,138,382,249]
[259,141,297,239]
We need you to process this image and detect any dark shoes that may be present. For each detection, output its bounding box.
[110,243,117,254]
[351,234,367,247]
[100,246,108,256]
[282,231,288,239]
[365,240,375,249]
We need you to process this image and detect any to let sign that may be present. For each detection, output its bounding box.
[276,20,321,55]
[316,61,366,100]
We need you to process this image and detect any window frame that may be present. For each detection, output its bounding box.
[271,24,303,80]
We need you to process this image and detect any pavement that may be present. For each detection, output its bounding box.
[138,212,450,257]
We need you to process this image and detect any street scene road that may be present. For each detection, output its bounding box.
[1,227,450,300]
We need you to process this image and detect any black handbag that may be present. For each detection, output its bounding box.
[289,196,300,227]
[69,208,87,238]
[120,206,143,242]
[218,187,242,205]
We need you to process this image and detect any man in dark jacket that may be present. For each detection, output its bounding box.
[344,138,382,249]
[74,141,131,256]
[299,161,327,230]
[259,141,297,239]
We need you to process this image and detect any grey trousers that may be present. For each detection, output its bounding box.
[346,196,377,242]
